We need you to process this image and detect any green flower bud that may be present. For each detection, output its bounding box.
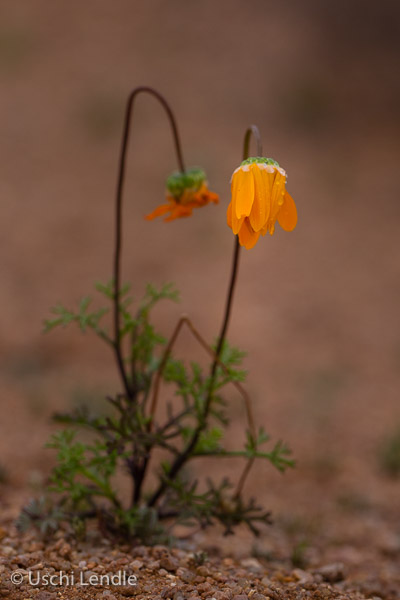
[166,167,207,198]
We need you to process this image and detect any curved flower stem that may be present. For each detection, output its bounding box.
[113,86,186,400]
[147,125,262,508]
[243,124,263,159]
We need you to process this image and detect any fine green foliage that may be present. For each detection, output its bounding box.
[47,430,120,508]
[20,280,294,543]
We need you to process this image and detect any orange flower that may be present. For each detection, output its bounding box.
[227,157,297,250]
[145,167,219,222]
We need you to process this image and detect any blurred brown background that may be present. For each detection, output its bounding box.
[1,0,400,563]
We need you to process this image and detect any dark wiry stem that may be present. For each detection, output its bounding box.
[113,87,185,401]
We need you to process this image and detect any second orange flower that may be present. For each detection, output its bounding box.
[146,167,219,222]
[227,157,297,249]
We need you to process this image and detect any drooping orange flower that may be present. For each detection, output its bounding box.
[145,167,219,222]
[227,157,297,250]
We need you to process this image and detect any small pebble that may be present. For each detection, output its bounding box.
[240,558,263,574]
[160,555,180,572]
[315,562,346,583]
[130,559,143,570]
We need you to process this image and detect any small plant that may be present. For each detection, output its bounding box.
[291,539,310,569]
[21,87,297,543]
[0,463,9,484]
[16,496,65,537]
[378,426,400,478]
[192,551,209,566]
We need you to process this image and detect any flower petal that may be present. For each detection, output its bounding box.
[238,218,260,250]
[145,203,172,220]
[277,191,297,231]
[249,164,270,232]
[207,190,219,204]
[227,201,233,228]
[270,169,285,223]
[199,184,219,205]
[232,209,245,235]
[232,166,255,219]
[192,189,219,207]
[261,215,276,236]
[227,200,245,234]
[164,204,193,221]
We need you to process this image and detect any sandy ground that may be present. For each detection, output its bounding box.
[1,1,400,598]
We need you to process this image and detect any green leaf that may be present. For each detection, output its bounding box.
[194,428,223,454]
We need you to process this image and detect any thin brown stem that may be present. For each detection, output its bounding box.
[148,315,188,428]
[234,457,255,499]
[148,315,256,436]
[206,235,240,398]
[113,87,186,400]
[185,318,256,437]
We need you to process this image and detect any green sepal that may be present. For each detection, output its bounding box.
[166,167,206,198]
[241,157,279,167]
